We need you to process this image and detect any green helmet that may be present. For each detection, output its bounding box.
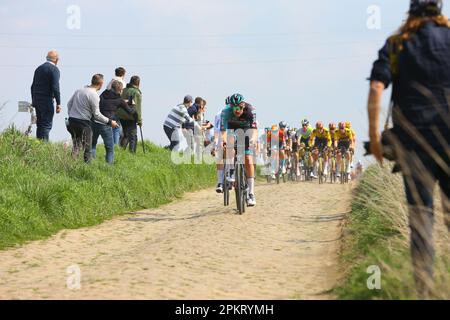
[230,93,244,106]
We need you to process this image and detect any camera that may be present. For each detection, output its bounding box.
[364,129,397,161]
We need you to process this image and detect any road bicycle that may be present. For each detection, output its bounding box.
[223,144,248,215]
[339,147,350,184]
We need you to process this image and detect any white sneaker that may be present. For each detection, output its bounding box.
[227,173,235,183]
[271,174,276,180]
[248,194,256,207]
[215,183,223,194]
[336,172,341,178]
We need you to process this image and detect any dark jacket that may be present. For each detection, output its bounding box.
[99,89,136,121]
[182,103,200,130]
[118,84,142,123]
[370,22,450,151]
[31,62,61,106]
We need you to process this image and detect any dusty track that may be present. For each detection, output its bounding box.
[0,181,353,300]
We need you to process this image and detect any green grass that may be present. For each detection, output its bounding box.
[0,127,215,250]
[335,165,449,299]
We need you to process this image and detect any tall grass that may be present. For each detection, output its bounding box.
[0,127,215,250]
[336,164,449,299]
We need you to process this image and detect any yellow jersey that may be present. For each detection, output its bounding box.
[334,128,354,142]
[309,128,332,147]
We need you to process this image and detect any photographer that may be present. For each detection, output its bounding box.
[367,0,450,297]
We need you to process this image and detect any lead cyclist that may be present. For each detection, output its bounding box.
[220,93,258,207]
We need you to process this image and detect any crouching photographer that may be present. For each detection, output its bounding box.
[366,0,450,298]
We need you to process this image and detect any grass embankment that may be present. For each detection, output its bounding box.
[0,128,215,250]
[336,165,449,299]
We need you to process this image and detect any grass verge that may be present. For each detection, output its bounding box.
[0,127,215,250]
[335,164,449,299]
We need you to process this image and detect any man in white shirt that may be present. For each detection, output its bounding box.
[106,67,126,90]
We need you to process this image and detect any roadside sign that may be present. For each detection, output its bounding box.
[18,101,32,112]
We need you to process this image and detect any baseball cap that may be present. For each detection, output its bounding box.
[183,95,193,104]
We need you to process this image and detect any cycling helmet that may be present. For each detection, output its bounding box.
[410,0,442,16]
[301,119,309,127]
[230,93,244,106]
[279,121,287,129]
[225,96,231,105]
[345,121,352,129]
[329,123,336,131]
[316,121,324,129]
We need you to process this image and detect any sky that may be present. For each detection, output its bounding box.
[0,0,449,164]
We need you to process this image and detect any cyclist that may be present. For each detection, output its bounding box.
[221,93,258,206]
[278,121,289,175]
[266,124,287,180]
[309,121,332,179]
[334,122,354,179]
[345,121,356,168]
[288,127,301,177]
[328,122,338,178]
[297,119,313,146]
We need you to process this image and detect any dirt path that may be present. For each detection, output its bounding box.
[0,181,353,300]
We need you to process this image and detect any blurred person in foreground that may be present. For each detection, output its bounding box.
[367,0,450,297]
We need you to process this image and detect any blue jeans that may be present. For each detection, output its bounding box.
[34,100,54,141]
[91,122,114,164]
[112,126,121,145]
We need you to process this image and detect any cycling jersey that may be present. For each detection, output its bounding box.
[220,103,257,155]
[267,129,286,149]
[220,103,257,132]
[309,128,332,148]
[297,126,313,139]
[329,130,336,145]
[288,131,299,152]
[334,128,353,142]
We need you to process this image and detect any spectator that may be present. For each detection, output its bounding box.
[67,74,118,163]
[194,99,213,160]
[106,67,127,145]
[182,96,203,154]
[92,80,136,164]
[367,0,450,297]
[118,76,142,153]
[106,67,126,90]
[163,95,201,151]
[30,50,61,141]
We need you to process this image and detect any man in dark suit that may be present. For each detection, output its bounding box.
[31,50,62,141]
